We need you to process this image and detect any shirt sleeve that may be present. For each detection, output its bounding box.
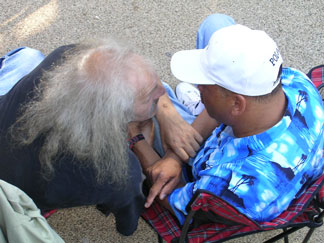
[169,182,195,225]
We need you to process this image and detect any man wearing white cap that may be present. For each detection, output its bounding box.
[129,14,324,225]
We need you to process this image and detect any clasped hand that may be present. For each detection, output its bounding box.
[144,152,183,208]
[159,112,203,161]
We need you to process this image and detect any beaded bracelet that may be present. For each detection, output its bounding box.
[129,134,145,150]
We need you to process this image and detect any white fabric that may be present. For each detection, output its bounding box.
[170,24,283,96]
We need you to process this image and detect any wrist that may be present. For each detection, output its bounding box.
[129,134,145,150]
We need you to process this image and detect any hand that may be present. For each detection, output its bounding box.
[159,112,203,161]
[144,154,183,208]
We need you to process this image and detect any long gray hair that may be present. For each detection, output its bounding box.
[11,38,148,185]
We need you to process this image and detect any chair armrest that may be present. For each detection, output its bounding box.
[185,189,260,229]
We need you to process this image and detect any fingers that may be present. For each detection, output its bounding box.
[174,147,189,161]
[145,179,166,208]
[174,139,200,160]
[145,177,180,207]
[145,157,183,208]
[186,140,201,157]
[172,129,203,160]
[159,178,180,200]
[189,139,201,154]
[183,146,196,159]
[194,131,203,144]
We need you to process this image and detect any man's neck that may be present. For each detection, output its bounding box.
[232,90,287,138]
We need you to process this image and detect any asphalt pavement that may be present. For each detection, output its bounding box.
[1,0,323,242]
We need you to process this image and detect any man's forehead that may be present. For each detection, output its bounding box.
[129,65,157,97]
[138,77,159,99]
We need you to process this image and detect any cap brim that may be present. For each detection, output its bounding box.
[170,49,215,85]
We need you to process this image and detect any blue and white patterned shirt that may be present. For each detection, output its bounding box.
[169,68,324,225]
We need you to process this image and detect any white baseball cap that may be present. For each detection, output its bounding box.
[170,24,283,96]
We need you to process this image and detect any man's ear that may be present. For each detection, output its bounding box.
[231,94,246,116]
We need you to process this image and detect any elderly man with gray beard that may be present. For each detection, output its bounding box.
[0,39,171,236]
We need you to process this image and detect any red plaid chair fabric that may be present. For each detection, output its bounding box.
[42,209,58,219]
[307,65,324,88]
[307,64,324,100]
[142,174,324,243]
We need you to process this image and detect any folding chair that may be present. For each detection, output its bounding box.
[142,174,324,243]
[142,67,324,243]
[307,64,324,101]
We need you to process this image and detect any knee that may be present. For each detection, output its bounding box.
[196,14,236,49]
[201,14,235,28]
